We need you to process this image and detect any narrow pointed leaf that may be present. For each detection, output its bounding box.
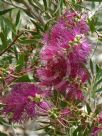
[96,87,102,92]
[15,10,20,26]
[0,132,7,136]
[43,0,47,10]
[0,8,14,15]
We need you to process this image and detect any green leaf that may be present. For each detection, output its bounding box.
[16,53,25,71]
[96,70,102,80]
[0,117,7,125]
[23,10,32,18]
[90,59,94,74]
[44,18,55,31]
[2,16,16,34]
[0,32,8,49]
[0,8,14,15]
[94,78,102,87]
[60,101,67,108]
[28,72,34,82]
[19,39,36,44]
[16,75,31,82]
[71,0,76,4]
[53,0,62,16]
[86,103,92,114]
[88,18,96,33]
[96,64,101,73]
[0,132,7,136]
[43,0,47,10]
[15,10,20,26]
[96,87,102,92]
[98,38,102,42]
[73,127,80,136]
[13,45,19,60]
[30,19,44,32]
[73,129,78,136]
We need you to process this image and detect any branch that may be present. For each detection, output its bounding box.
[0,32,24,56]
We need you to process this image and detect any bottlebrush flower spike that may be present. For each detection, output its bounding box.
[37,52,70,90]
[1,83,49,122]
[65,83,84,101]
[38,11,91,94]
[91,127,102,136]
[97,112,102,123]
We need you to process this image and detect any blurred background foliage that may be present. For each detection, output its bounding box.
[0,0,102,136]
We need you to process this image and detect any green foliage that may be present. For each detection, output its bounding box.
[0,0,102,135]
[93,62,102,92]
[88,18,96,32]
[88,59,102,97]
[0,132,7,136]
[0,8,14,15]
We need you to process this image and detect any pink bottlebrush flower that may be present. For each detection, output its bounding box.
[91,113,102,135]
[68,55,90,82]
[1,83,49,122]
[62,11,89,33]
[42,11,90,49]
[43,23,73,49]
[40,45,63,62]
[65,83,84,101]
[4,76,16,85]
[91,127,102,136]
[38,11,91,100]
[60,108,71,117]
[62,11,78,30]
[59,108,71,126]
[97,112,102,123]
[41,11,91,62]
[37,52,70,90]
[76,19,89,33]
[4,65,17,85]
[68,52,80,78]
[41,11,91,64]
[77,66,90,82]
[73,40,91,63]
[68,42,91,82]
[69,53,89,83]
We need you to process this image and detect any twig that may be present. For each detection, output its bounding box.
[0,31,24,56]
